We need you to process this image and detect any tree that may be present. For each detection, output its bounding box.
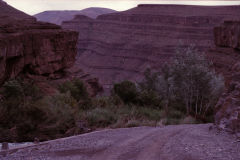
[113,81,138,104]
[169,46,224,119]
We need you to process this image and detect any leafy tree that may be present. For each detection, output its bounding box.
[59,79,89,101]
[168,46,224,119]
[113,81,138,104]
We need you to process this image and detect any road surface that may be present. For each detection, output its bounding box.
[1,124,240,160]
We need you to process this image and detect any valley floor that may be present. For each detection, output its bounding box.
[1,124,240,160]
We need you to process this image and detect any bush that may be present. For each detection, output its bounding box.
[85,108,117,127]
[113,81,138,104]
[0,79,44,129]
[137,90,161,108]
[59,79,89,101]
[0,78,79,141]
[126,120,141,128]
[169,46,224,119]
[59,79,92,109]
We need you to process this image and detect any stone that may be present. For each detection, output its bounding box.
[1,142,9,150]
[214,21,240,134]
[0,0,79,84]
[34,138,40,144]
[62,4,240,92]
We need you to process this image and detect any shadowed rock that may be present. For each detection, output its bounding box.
[0,0,79,84]
[214,21,240,133]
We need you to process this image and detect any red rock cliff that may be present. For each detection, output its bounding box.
[0,0,79,84]
[214,21,240,133]
[62,5,240,91]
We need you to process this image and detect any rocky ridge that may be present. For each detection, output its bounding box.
[0,0,78,83]
[34,8,116,25]
[0,0,103,95]
[62,4,240,91]
[214,21,240,133]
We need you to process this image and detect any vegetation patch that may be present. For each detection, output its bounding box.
[0,46,224,142]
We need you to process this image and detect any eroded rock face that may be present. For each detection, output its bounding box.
[214,21,240,49]
[214,21,240,133]
[62,4,240,91]
[0,0,78,84]
[34,8,116,25]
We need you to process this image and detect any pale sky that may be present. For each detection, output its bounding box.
[4,0,240,15]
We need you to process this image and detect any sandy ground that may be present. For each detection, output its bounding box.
[1,124,240,160]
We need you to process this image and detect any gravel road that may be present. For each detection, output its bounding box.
[1,124,240,160]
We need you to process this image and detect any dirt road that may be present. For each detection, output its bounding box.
[1,124,240,160]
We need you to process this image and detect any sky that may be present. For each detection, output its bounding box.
[4,0,240,15]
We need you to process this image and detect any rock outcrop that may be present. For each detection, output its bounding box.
[62,4,240,91]
[0,0,79,84]
[214,21,240,133]
[34,8,116,25]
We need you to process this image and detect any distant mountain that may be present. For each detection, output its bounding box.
[34,7,116,25]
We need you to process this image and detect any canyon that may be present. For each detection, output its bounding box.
[34,8,116,25]
[0,0,102,96]
[0,1,240,159]
[0,0,78,83]
[62,4,240,92]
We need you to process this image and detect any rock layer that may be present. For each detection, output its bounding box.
[0,0,78,84]
[34,8,116,25]
[62,4,240,90]
[214,21,240,133]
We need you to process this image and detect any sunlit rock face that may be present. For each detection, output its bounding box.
[0,0,79,84]
[214,21,240,133]
[62,4,240,91]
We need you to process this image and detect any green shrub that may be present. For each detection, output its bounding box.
[85,108,117,127]
[168,109,185,119]
[137,90,161,108]
[136,107,163,121]
[138,68,159,92]
[126,120,141,128]
[92,96,111,108]
[180,116,198,124]
[59,79,89,101]
[113,81,138,104]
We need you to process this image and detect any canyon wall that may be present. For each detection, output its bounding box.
[34,8,116,25]
[0,0,103,96]
[62,4,240,91]
[214,21,240,133]
[0,0,78,84]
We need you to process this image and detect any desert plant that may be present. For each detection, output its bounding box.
[58,78,89,101]
[167,46,224,119]
[85,108,117,127]
[113,81,138,104]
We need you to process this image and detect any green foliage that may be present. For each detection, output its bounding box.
[59,79,89,101]
[137,69,162,108]
[139,68,159,92]
[59,79,92,110]
[1,79,24,99]
[137,89,161,108]
[126,120,141,128]
[113,81,138,104]
[171,46,224,119]
[85,108,117,127]
[0,45,224,142]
